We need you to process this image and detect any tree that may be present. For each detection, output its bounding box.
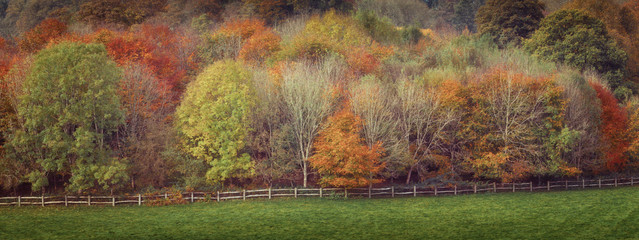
[175,60,255,185]
[349,75,400,177]
[18,18,67,53]
[10,42,126,192]
[452,0,484,33]
[281,58,340,187]
[309,102,385,188]
[78,0,167,26]
[525,10,628,90]
[590,82,629,173]
[475,0,545,46]
[395,78,458,184]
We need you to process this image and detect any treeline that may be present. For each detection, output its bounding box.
[1,0,639,194]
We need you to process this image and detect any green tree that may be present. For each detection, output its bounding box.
[524,9,627,90]
[475,0,545,46]
[452,0,484,32]
[10,42,126,192]
[175,60,255,185]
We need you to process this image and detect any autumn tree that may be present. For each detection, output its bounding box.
[18,18,67,53]
[525,10,627,91]
[175,60,255,185]
[349,76,397,164]
[281,59,341,187]
[78,0,167,26]
[452,0,484,33]
[590,82,629,173]
[246,70,297,186]
[310,102,385,188]
[9,42,126,192]
[394,78,458,184]
[475,0,545,46]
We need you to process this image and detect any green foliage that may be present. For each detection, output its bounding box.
[10,42,125,192]
[353,9,400,44]
[452,0,484,32]
[525,9,628,90]
[399,25,423,45]
[476,0,545,47]
[175,60,255,185]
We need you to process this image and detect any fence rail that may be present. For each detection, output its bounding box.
[1,177,637,207]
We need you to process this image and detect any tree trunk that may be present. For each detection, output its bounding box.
[406,165,415,185]
[303,160,308,187]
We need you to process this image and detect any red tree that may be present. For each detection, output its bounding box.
[590,82,630,172]
[18,18,68,53]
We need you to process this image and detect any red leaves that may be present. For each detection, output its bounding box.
[590,82,630,173]
[238,29,281,65]
[310,102,385,188]
[18,18,68,53]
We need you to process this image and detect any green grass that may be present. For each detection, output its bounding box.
[2,187,639,240]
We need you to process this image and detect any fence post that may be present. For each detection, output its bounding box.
[582,179,585,189]
[164,193,167,200]
[493,182,496,193]
[632,177,634,186]
[434,186,437,196]
[191,192,194,203]
[344,188,348,199]
[320,188,323,198]
[530,182,533,192]
[455,185,457,195]
[615,178,618,187]
[474,184,477,194]
[512,183,515,193]
[294,188,298,198]
[414,185,417,197]
[599,179,601,188]
[268,188,272,199]
[112,196,115,207]
[138,194,141,206]
[64,195,67,207]
[216,191,220,202]
[18,196,21,207]
[41,194,44,207]
[547,181,550,191]
[369,185,372,199]
[565,180,568,190]
[88,195,91,206]
[391,186,395,198]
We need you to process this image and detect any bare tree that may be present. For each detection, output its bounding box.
[281,58,341,187]
[395,78,458,184]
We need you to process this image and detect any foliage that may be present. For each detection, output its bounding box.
[525,10,627,90]
[175,60,255,185]
[310,102,385,188]
[18,18,67,53]
[476,0,545,47]
[280,59,341,187]
[78,0,167,26]
[590,82,629,173]
[10,42,125,192]
[452,0,484,32]
[353,10,401,45]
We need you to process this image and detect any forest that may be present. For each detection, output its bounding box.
[0,0,638,195]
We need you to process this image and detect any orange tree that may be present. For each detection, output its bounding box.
[590,82,630,173]
[309,102,385,188]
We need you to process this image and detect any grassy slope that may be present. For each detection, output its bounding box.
[1,187,639,240]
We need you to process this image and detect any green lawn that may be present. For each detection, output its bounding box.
[2,187,639,240]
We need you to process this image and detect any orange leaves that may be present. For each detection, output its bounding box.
[590,82,630,173]
[218,18,267,41]
[238,28,281,65]
[310,102,385,188]
[18,18,68,53]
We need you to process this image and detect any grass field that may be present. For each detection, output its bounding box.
[2,187,639,240]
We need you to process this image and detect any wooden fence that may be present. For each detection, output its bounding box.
[1,177,637,207]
